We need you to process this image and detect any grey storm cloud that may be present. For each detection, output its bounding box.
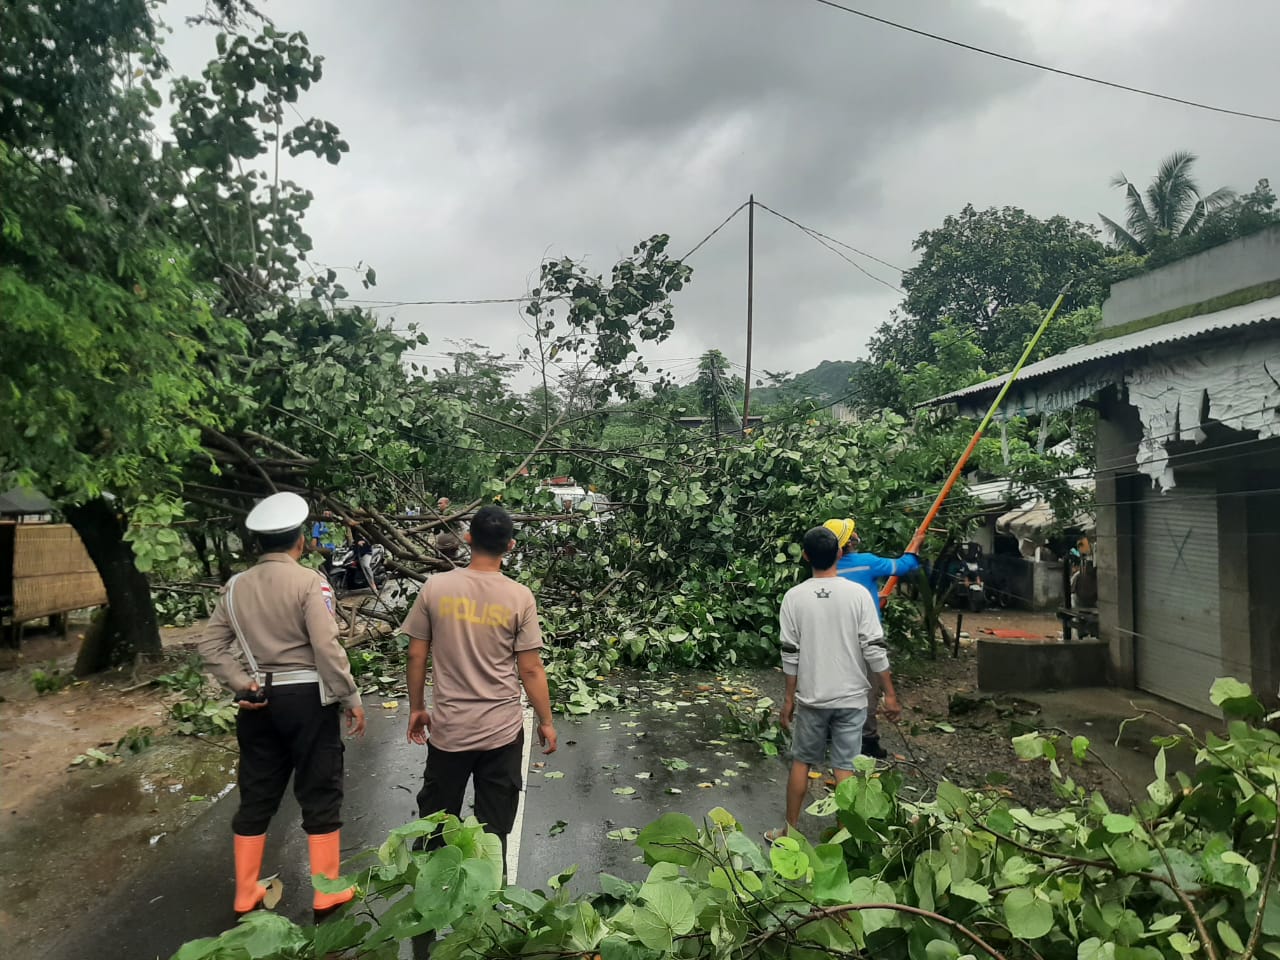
[164,0,1280,388]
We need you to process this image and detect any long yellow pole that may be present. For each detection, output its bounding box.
[879,286,1070,604]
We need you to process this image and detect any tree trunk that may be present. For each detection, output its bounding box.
[213,529,234,581]
[64,497,162,675]
[188,529,213,580]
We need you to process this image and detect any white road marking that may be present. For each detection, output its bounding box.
[506,706,535,884]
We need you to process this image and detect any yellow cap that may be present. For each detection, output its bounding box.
[823,518,857,548]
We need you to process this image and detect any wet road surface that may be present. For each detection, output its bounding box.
[42,672,794,960]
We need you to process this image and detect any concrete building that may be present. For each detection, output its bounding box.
[927,227,1280,715]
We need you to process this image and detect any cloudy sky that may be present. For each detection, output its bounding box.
[167,0,1279,390]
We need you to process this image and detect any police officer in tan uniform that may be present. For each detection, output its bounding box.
[200,492,366,921]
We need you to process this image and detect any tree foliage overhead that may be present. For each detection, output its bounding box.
[0,0,232,504]
[1100,151,1236,257]
[0,0,350,669]
[853,204,1138,412]
[1141,176,1280,270]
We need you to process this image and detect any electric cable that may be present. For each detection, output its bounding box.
[806,0,1280,124]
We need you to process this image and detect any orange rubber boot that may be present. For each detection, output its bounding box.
[309,830,354,919]
[233,833,268,916]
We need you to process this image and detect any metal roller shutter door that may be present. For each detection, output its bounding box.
[1135,481,1222,713]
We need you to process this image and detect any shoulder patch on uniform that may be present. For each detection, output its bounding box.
[320,580,335,616]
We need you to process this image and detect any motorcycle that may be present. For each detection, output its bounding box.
[326,540,387,594]
[933,541,987,612]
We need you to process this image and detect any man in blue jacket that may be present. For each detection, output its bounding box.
[824,518,919,759]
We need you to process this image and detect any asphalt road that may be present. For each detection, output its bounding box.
[43,674,791,960]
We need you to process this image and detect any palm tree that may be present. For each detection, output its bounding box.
[694,349,740,437]
[1100,151,1235,255]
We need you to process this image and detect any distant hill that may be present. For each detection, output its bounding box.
[751,359,865,408]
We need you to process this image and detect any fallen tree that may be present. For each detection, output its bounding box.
[171,679,1280,960]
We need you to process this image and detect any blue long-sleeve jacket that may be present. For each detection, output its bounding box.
[836,551,921,622]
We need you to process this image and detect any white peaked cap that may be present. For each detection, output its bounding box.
[245,492,309,534]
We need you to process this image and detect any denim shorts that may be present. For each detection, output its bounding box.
[791,705,866,771]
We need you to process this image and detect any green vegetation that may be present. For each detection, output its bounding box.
[172,679,1280,959]
[6,3,1279,958]
[30,664,72,696]
[156,658,239,735]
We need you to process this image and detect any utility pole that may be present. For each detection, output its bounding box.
[741,194,755,433]
[711,363,720,439]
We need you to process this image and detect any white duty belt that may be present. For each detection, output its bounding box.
[224,573,336,705]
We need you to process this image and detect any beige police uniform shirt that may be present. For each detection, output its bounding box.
[200,553,360,709]
[400,567,543,752]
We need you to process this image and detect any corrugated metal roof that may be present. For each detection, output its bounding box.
[923,295,1280,407]
[0,487,54,515]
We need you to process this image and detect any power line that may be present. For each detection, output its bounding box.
[755,201,906,273]
[754,202,904,294]
[681,200,749,260]
[342,295,531,307]
[806,0,1280,125]
[306,202,751,310]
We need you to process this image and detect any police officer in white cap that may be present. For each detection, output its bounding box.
[199,492,366,921]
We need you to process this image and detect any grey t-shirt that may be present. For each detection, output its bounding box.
[779,576,889,710]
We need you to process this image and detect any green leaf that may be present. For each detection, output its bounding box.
[1072,735,1090,762]
[547,864,578,890]
[599,936,647,960]
[1168,933,1197,956]
[1209,676,1251,704]
[612,786,636,796]
[1102,813,1137,834]
[926,940,962,960]
[950,878,991,904]
[913,861,936,912]
[1217,921,1245,953]
[1209,677,1264,719]
[1012,732,1048,760]
[632,882,695,952]
[726,831,768,871]
[935,780,969,816]
[1105,836,1152,873]
[607,827,639,841]
[769,836,810,881]
[1004,887,1054,940]
[502,885,548,912]
[598,873,636,900]
[1077,937,1116,960]
[566,901,606,951]
[847,877,898,934]
[219,911,307,957]
[170,938,226,960]
[636,813,699,866]
[1010,808,1066,832]
[412,845,500,930]
[310,914,369,956]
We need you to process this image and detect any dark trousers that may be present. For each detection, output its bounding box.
[863,675,881,741]
[232,683,344,836]
[417,731,524,863]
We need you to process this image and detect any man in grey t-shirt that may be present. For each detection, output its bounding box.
[769,526,902,840]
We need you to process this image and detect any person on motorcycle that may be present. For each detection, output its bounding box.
[823,518,920,760]
[310,511,341,565]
